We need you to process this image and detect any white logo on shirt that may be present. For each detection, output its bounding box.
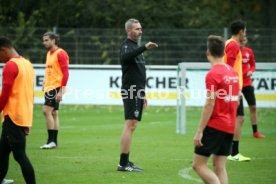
[224,76,230,84]
[223,75,239,84]
[242,52,250,63]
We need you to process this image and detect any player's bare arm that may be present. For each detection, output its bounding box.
[193,91,215,147]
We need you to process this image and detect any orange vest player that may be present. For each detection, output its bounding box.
[224,38,243,90]
[0,36,36,183]
[224,20,251,162]
[40,32,69,149]
[2,57,34,126]
[44,48,68,92]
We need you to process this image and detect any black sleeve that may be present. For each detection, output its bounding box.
[120,44,147,63]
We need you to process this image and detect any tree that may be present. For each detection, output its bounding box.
[0,0,274,29]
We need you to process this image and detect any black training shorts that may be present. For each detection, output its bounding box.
[237,97,244,116]
[121,89,145,121]
[44,87,60,110]
[194,126,234,157]
[237,86,256,116]
[242,86,256,106]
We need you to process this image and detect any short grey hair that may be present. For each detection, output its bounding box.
[125,18,140,32]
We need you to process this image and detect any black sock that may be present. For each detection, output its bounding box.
[252,124,257,133]
[47,130,55,144]
[53,130,58,145]
[119,153,129,166]
[231,141,239,156]
[47,130,51,143]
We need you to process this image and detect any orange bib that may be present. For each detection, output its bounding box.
[2,57,34,127]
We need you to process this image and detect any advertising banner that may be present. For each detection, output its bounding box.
[0,64,275,107]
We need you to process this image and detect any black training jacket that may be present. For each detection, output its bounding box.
[120,39,147,90]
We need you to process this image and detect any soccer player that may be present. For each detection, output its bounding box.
[0,36,36,184]
[117,18,158,172]
[40,32,69,149]
[192,35,239,184]
[224,20,251,161]
[239,36,265,138]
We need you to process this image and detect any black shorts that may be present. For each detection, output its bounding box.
[194,126,233,157]
[237,86,256,116]
[121,89,145,121]
[44,87,60,110]
[1,116,26,144]
[242,86,256,106]
[237,97,244,116]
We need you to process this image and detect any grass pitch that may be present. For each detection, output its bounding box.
[4,105,276,184]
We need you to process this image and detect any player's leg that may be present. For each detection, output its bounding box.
[52,110,60,145]
[233,115,244,140]
[213,132,233,184]
[43,105,55,130]
[213,155,228,184]
[52,110,59,130]
[249,105,256,127]
[120,119,138,161]
[118,120,143,172]
[192,154,220,184]
[243,86,265,138]
[118,90,144,171]
[51,87,61,145]
[193,127,227,183]
[249,105,265,138]
[228,98,251,161]
[41,105,56,148]
[2,116,35,183]
[12,141,36,184]
[41,88,59,149]
[0,124,12,182]
[232,115,244,155]
[232,98,244,156]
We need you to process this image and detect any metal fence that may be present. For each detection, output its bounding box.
[0,27,275,65]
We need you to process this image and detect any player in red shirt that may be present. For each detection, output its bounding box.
[192,35,239,184]
[239,36,265,138]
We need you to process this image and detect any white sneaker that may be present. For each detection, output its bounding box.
[40,142,57,149]
[1,179,14,184]
[47,142,57,149]
[40,143,49,149]
[227,153,251,162]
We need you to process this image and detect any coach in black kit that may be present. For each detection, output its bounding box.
[117,18,158,172]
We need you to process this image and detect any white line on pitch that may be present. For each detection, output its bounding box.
[178,167,203,183]
[173,157,276,161]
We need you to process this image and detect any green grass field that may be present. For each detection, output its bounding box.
[4,105,276,184]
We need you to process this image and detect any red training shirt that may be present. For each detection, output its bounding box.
[206,64,240,134]
[0,58,19,111]
[241,46,256,87]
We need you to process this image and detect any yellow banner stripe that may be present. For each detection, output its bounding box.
[109,91,121,99]
[35,90,276,101]
[109,91,187,100]
[35,91,44,97]
[255,94,276,101]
